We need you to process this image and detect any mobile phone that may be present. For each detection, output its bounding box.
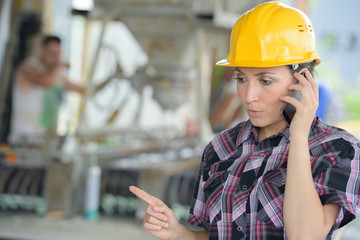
[280,72,305,126]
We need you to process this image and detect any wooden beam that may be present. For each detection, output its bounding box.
[42,0,53,33]
[0,0,16,140]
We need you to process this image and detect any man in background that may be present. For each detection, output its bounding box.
[8,35,84,147]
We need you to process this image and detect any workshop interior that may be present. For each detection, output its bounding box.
[0,0,359,239]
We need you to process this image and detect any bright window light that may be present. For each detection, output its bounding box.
[72,0,94,11]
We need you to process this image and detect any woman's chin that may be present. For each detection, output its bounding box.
[249,118,265,127]
[249,117,286,130]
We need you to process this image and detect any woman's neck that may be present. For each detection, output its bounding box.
[256,120,287,142]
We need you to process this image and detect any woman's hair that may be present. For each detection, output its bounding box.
[287,61,317,76]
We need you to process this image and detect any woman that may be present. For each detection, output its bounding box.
[130,2,360,239]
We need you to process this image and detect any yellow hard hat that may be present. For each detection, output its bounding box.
[217,1,321,67]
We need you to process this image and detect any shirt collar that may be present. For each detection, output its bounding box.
[236,120,255,147]
[235,117,318,147]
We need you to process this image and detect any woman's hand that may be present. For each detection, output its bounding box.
[281,68,319,137]
[129,186,181,240]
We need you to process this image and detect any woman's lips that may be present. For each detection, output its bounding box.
[247,110,262,118]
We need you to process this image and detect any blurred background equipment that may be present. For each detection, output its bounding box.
[0,0,267,232]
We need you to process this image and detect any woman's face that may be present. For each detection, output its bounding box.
[235,65,295,139]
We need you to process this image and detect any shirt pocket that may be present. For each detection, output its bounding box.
[203,170,230,221]
[256,168,286,228]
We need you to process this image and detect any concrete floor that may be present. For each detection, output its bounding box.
[0,214,157,240]
[0,213,360,240]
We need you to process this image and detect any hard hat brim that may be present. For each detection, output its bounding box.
[216,58,321,67]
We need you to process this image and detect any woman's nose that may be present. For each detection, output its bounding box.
[244,82,260,103]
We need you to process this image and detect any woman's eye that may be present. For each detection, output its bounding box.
[235,77,246,83]
[261,79,272,85]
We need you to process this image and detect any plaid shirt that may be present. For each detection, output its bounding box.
[188,117,360,240]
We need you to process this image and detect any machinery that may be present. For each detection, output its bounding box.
[0,0,265,219]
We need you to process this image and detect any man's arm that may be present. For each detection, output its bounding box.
[17,62,57,87]
[63,77,85,94]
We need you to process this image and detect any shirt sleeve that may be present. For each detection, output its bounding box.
[188,145,212,231]
[311,137,360,229]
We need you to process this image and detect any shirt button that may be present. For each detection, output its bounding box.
[242,185,248,190]
[237,226,242,231]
